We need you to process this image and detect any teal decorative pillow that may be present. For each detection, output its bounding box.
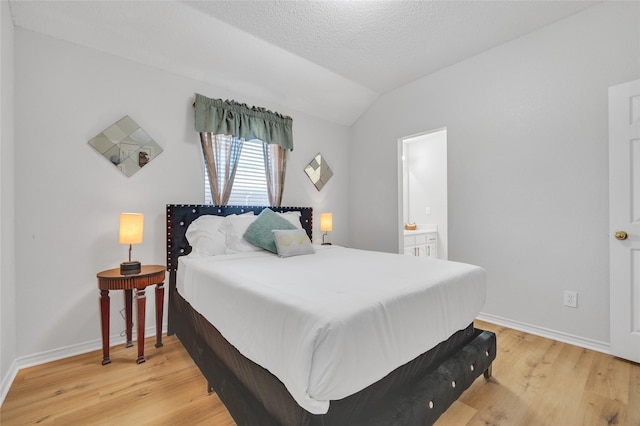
[272,229,315,258]
[243,208,297,253]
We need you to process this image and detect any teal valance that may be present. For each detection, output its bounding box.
[194,93,294,151]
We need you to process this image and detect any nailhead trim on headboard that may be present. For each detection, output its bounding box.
[166,205,313,272]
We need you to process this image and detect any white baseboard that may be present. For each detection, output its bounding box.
[0,359,18,407]
[477,312,610,355]
[0,323,167,407]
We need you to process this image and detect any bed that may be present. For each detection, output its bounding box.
[166,204,496,425]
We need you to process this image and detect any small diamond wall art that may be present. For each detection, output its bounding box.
[304,153,333,191]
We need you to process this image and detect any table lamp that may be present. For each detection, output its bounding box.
[320,212,333,245]
[119,213,144,274]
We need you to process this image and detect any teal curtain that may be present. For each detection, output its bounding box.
[194,93,293,151]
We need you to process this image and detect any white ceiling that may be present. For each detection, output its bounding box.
[9,0,600,125]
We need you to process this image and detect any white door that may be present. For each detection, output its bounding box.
[609,79,640,363]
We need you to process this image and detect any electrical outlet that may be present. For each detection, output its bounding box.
[564,290,578,308]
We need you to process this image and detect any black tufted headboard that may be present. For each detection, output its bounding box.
[166,204,313,274]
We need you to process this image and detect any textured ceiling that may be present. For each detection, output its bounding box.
[186,1,599,93]
[9,0,600,125]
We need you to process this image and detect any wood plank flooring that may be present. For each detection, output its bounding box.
[2,320,639,425]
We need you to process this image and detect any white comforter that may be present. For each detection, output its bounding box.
[177,245,486,414]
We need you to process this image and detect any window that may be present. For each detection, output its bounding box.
[204,139,269,205]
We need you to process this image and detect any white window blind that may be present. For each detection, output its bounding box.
[204,139,269,206]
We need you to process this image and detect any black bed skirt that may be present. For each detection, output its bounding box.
[169,287,496,426]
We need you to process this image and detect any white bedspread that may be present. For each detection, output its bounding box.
[177,246,486,414]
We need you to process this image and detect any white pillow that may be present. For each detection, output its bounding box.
[277,211,303,229]
[185,215,227,256]
[272,229,315,258]
[218,214,262,254]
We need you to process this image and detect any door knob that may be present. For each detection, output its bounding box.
[615,231,628,240]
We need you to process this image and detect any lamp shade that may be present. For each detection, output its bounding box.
[119,213,144,245]
[320,213,333,232]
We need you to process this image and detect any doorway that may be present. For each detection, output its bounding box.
[398,129,448,259]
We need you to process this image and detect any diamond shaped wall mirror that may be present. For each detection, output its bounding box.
[304,153,333,191]
[89,116,163,177]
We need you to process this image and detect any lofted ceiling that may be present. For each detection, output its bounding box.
[9,0,600,125]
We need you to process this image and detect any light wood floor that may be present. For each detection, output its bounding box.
[2,320,639,425]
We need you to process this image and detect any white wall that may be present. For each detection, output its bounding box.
[0,0,16,403]
[349,2,640,346]
[12,28,350,361]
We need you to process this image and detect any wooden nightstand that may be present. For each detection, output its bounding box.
[97,265,166,365]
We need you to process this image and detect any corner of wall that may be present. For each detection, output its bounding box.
[0,0,17,407]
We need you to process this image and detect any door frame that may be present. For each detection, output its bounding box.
[397,128,448,258]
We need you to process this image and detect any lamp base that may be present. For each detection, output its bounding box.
[321,242,332,245]
[120,261,141,275]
